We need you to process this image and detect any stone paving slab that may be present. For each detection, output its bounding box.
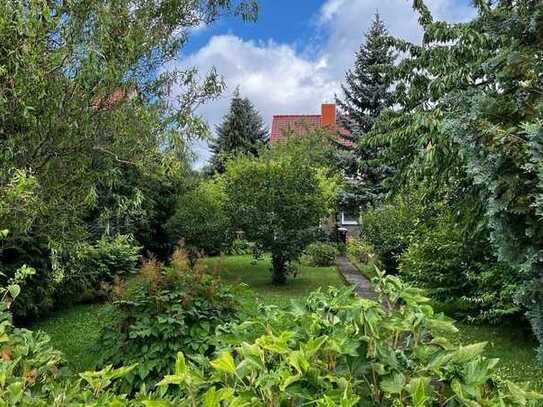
[336,256,376,299]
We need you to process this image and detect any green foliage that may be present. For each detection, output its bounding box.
[209,88,268,173]
[0,0,256,317]
[157,273,543,406]
[223,137,341,284]
[400,214,522,323]
[346,237,377,265]
[57,234,141,303]
[227,238,253,256]
[303,242,338,267]
[365,0,543,355]
[96,249,241,393]
[167,179,230,255]
[6,234,139,319]
[361,192,424,272]
[1,268,541,405]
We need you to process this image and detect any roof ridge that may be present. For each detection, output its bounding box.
[272,114,321,118]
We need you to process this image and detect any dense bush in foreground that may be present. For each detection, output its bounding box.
[0,273,542,405]
[96,249,241,393]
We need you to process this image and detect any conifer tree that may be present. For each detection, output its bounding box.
[336,13,395,135]
[335,14,396,208]
[209,88,268,173]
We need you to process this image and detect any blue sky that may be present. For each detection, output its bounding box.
[179,0,476,167]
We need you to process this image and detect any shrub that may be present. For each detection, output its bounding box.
[0,273,540,405]
[223,145,341,284]
[7,234,140,319]
[361,192,424,272]
[166,179,230,256]
[95,248,241,393]
[228,238,253,256]
[400,216,523,323]
[56,234,140,304]
[158,273,543,406]
[346,237,376,265]
[303,242,338,266]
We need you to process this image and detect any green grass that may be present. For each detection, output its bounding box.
[452,322,543,391]
[207,254,344,307]
[30,302,115,372]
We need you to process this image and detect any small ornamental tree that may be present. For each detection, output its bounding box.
[223,139,340,284]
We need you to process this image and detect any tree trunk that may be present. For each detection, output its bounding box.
[271,252,287,285]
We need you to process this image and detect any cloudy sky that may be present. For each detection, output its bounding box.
[180,0,476,167]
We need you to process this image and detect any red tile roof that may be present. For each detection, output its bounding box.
[270,115,322,142]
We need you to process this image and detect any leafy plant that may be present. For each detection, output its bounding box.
[303,242,338,267]
[96,248,241,393]
[400,214,522,323]
[361,192,424,272]
[157,272,543,406]
[346,237,376,265]
[167,179,230,256]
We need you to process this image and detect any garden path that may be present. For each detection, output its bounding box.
[336,256,375,299]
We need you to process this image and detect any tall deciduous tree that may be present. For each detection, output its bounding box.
[335,14,396,208]
[209,88,268,173]
[0,0,257,317]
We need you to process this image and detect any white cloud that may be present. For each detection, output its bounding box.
[185,35,340,167]
[185,1,476,167]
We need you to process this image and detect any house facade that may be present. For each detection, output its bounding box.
[270,103,361,240]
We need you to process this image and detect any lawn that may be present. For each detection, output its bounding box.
[30,303,114,372]
[453,323,543,391]
[30,254,344,371]
[207,254,344,307]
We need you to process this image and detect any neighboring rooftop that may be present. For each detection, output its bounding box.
[270,104,350,142]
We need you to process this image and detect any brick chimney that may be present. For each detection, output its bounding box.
[321,104,336,128]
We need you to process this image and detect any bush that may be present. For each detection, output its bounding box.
[166,179,230,256]
[56,234,140,304]
[361,193,424,272]
[303,242,338,266]
[400,215,523,323]
[346,237,376,265]
[96,248,241,393]
[159,273,543,406]
[7,235,140,319]
[228,238,253,256]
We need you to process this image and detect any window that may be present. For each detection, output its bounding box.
[341,211,359,225]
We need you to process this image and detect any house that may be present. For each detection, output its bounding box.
[270,103,361,240]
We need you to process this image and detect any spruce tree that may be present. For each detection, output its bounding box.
[335,13,395,208]
[209,88,268,173]
[336,13,395,135]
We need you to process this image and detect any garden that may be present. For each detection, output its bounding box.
[2,0,543,405]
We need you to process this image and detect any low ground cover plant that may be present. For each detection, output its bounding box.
[155,272,543,405]
[95,248,242,393]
